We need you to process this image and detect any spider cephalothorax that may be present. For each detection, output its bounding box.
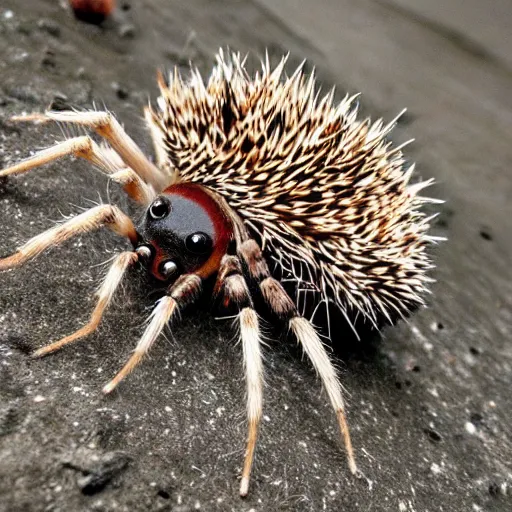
[137,183,234,282]
[0,49,439,496]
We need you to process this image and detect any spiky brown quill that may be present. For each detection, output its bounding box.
[147,50,439,330]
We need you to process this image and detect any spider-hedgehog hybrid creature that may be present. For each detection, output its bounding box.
[0,50,439,496]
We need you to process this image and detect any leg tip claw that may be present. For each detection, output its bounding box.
[32,347,48,359]
[102,381,116,395]
[349,461,359,476]
[0,255,17,272]
[239,477,250,498]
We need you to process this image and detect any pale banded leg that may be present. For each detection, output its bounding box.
[12,110,169,191]
[238,240,358,475]
[109,168,155,204]
[102,295,177,394]
[87,143,156,204]
[0,135,154,204]
[215,255,264,497]
[102,273,202,394]
[289,317,356,475]
[239,307,263,497]
[0,204,137,271]
[33,251,138,358]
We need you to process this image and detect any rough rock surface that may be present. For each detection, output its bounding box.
[0,1,511,511]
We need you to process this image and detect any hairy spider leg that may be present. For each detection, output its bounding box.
[214,254,264,497]
[0,135,154,204]
[0,204,137,271]
[33,251,139,358]
[238,239,358,476]
[102,274,202,394]
[11,109,170,192]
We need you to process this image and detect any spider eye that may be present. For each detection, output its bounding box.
[149,198,170,220]
[185,232,213,255]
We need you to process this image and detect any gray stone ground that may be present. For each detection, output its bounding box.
[0,1,511,511]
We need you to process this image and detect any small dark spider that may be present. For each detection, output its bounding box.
[0,50,438,496]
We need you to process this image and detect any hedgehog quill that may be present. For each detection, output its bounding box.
[0,50,440,496]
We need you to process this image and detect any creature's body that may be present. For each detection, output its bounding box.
[0,50,439,496]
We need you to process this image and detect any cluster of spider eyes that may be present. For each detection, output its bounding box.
[148,198,212,255]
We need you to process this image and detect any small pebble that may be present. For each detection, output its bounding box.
[465,421,477,435]
[430,463,441,475]
[118,23,136,39]
[423,427,442,443]
[37,18,61,37]
[111,81,129,100]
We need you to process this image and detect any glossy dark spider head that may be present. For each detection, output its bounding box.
[135,183,234,282]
